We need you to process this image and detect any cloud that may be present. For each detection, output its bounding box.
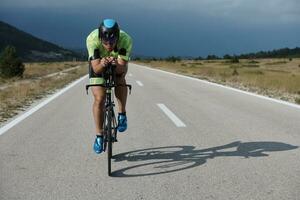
[142,0,300,25]
[2,0,299,25]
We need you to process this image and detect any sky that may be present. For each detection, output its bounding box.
[1,0,300,57]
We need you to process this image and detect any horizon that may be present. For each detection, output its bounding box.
[1,0,300,57]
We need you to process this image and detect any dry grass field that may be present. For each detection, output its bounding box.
[134,58,300,104]
[0,61,88,124]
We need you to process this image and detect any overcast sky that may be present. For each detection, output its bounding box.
[1,0,300,57]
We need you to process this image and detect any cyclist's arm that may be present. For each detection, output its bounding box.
[115,58,128,74]
[87,34,108,75]
[115,37,132,74]
[90,58,107,74]
[88,48,112,74]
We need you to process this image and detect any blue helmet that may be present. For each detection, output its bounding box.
[98,19,120,44]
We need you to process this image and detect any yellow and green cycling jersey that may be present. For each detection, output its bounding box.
[86,29,133,61]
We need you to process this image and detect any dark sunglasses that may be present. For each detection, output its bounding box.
[102,37,117,45]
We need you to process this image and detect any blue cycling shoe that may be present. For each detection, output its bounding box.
[117,114,127,132]
[93,136,103,154]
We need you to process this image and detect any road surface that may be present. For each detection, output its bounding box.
[1,63,300,200]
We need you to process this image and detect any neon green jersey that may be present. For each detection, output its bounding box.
[86,29,133,61]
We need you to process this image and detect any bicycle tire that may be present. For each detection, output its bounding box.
[103,110,107,152]
[107,109,112,176]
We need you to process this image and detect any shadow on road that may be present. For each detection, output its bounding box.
[111,141,298,177]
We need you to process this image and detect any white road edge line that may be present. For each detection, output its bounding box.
[136,80,144,87]
[134,63,300,110]
[0,74,88,136]
[128,73,133,77]
[157,104,186,127]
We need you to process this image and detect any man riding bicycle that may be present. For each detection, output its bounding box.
[86,19,133,154]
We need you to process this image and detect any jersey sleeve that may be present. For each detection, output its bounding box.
[118,34,133,62]
[86,33,99,60]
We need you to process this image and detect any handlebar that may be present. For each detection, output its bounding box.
[85,84,132,95]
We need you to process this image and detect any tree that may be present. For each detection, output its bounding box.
[0,46,25,78]
[230,56,239,63]
[165,56,181,62]
[223,54,232,59]
[194,56,203,60]
[206,55,219,60]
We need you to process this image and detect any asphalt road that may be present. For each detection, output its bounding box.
[1,63,300,200]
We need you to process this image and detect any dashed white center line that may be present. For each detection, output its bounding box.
[136,80,144,86]
[157,104,186,127]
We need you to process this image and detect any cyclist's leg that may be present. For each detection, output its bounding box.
[91,86,106,135]
[115,64,128,113]
[115,64,128,132]
[89,62,106,135]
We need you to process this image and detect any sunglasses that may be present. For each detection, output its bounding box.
[101,37,118,45]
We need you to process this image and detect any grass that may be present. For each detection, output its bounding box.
[248,60,260,64]
[134,58,300,104]
[265,60,288,65]
[0,62,87,124]
[242,64,260,68]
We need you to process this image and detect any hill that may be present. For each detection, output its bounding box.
[0,21,82,61]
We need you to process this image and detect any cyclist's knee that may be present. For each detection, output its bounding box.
[92,87,105,106]
[93,95,105,107]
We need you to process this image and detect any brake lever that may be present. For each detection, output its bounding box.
[86,85,89,95]
[126,84,132,95]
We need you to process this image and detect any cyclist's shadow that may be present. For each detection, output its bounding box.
[111,141,298,177]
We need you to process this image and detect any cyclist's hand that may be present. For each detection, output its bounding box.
[111,58,117,66]
[106,57,117,65]
[100,57,110,68]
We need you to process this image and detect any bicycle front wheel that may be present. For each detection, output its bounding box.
[107,109,112,176]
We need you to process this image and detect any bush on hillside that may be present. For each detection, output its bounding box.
[0,45,25,78]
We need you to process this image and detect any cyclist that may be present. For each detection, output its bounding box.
[86,19,133,154]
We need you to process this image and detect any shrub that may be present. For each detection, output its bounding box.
[296,97,300,105]
[231,57,239,63]
[206,55,219,60]
[165,56,181,62]
[248,60,259,64]
[194,56,203,60]
[232,68,239,76]
[223,54,232,59]
[0,46,25,78]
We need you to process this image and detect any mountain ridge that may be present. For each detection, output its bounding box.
[0,21,83,61]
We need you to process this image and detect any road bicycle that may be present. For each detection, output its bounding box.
[86,63,132,176]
